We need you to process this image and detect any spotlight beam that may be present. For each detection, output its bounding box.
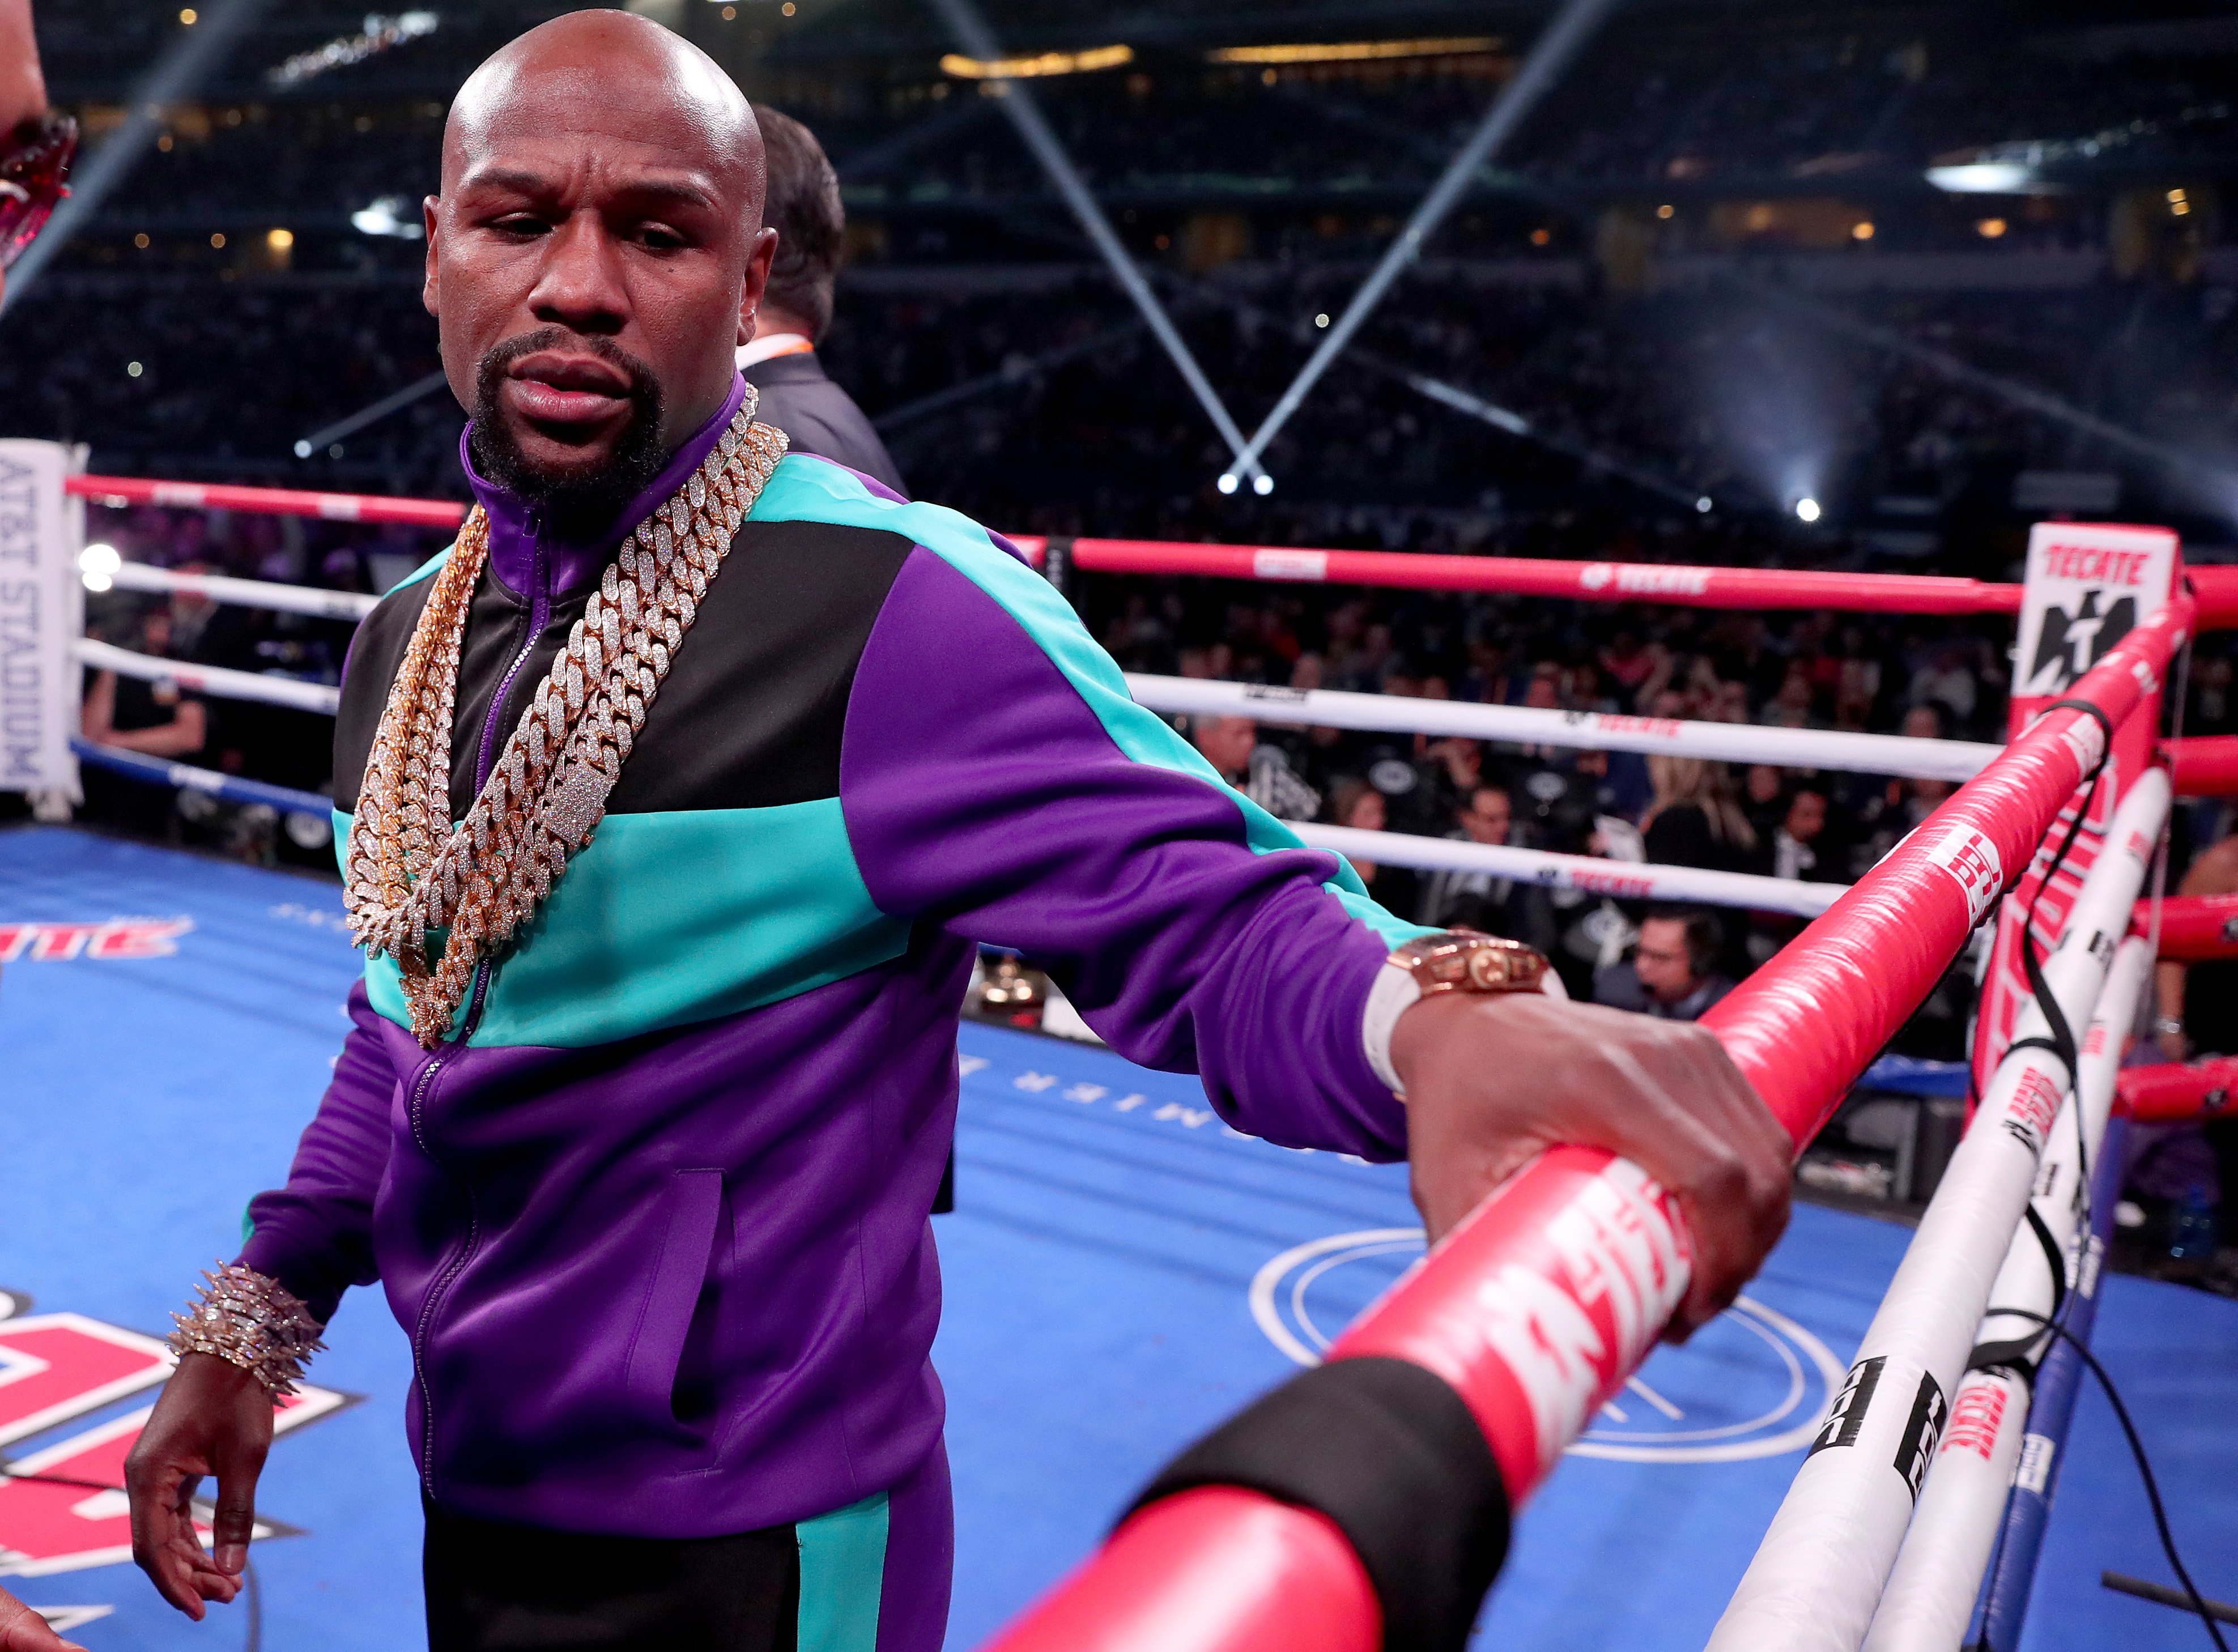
[922,0,1267,486]
[1218,0,1624,489]
[848,190,1718,514]
[1,0,274,313]
[1737,275,2236,494]
[293,367,452,459]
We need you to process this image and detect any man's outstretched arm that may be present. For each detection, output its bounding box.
[840,534,1789,1333]
[126,980,399,1619]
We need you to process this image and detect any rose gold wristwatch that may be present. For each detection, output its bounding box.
[1386,930,1550,995]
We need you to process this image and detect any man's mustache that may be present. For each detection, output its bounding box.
[474,329,660,414]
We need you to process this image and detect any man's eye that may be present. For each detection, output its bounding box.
[491,215,548,236]
[638,226,686,250]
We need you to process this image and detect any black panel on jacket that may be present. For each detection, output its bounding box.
[744,353,905,497]
[1124,1356,1511,1652]
[331,518,918,819]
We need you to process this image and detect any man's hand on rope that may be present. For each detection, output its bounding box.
[124,1353,273,1619]
[1392,991,1791,1341]
[0,1589,83,1652]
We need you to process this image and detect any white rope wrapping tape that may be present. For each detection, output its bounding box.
[1860,1368,2032,1652]
[1126,675,2002,782]
[1704,769,2168,1652]
[104,560,380,622]
[1861,935,2151,1652]
[1294,821,1845,917]
[74,638,342,716]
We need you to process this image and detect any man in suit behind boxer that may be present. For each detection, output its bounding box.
[737,105,905,495]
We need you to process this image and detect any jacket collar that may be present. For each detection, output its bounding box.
[460,371,751,599]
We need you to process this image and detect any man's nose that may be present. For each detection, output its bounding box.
[527,211,629,335]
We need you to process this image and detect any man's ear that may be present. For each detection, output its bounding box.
[421,196,441,317]
[737,224,778,347]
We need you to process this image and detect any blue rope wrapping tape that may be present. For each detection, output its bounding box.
[70,738,333,819]
[1855,1055,1971,1098]
[1968,1113,2131,1650]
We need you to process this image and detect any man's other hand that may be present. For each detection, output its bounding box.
[0,1589,84,1652]
[125,1353,273,1619]
[1391,991,1791,1340]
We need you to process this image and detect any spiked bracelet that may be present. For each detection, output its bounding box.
[167,1262,326,1396]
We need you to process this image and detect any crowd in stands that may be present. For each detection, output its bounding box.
[1116,577,2014,1028]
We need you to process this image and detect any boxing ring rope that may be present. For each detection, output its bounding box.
[1296,823,1845,918]
[1711,770,2170,1652]
[2120,1056,2238,1123]
[70,738,337,821]
[1129,675,2004,782]
[67,469,2238,627]
[75,637,342,716]
[2154,893,2238,961]
[53,465,2231,1650]
[83,557,2238,794]
[83,559,2238,797]
[982,600,2191,1652]
[101,557,381,622]
[1860,935,2152,1652]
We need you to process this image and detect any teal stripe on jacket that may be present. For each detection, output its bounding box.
[333,803,910,1049]
[746,455,1434,950]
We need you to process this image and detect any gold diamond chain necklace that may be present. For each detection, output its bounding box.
[343,394,789,1048]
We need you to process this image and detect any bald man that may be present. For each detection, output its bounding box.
[122,15,1788,1651]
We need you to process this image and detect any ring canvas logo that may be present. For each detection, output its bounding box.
[0,1292,347,1579]
[0,918,193,962]
[1251,1230,1846,1463]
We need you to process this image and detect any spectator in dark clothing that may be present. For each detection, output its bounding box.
[1642,755,1759,873]
[1595,906,1735,1021]
[738,105,906,494]
[80,606,207,840]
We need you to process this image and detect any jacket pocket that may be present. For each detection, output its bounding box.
[623,1168,725,1436]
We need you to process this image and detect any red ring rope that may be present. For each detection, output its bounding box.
[78,470,2238,624]
[2151,893,2238,963]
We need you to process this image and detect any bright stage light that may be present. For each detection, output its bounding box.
[1794,497,1822,523]
[1696,496,1713,513]
[350,196,424,239]
[79,542,122,593]
[1252,474,1274,495]
[1925,161,2037,194]
[1216,473,1239,495]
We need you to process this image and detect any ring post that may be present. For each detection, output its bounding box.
[1974,523,2180,1096]
[0,440,85,804]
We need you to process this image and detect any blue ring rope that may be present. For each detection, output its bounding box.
[70,738,333,820]
[1968,1113,2131,1649]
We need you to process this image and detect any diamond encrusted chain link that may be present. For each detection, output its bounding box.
[343,396,789,1047]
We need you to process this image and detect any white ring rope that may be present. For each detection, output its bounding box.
[103,560,380,621]
[75,637,342,715]
[1296,823,1844,918]
[79,564,1894,914]
[1127,675,2001,782]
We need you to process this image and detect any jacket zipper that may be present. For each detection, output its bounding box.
[408,514,549,1501]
